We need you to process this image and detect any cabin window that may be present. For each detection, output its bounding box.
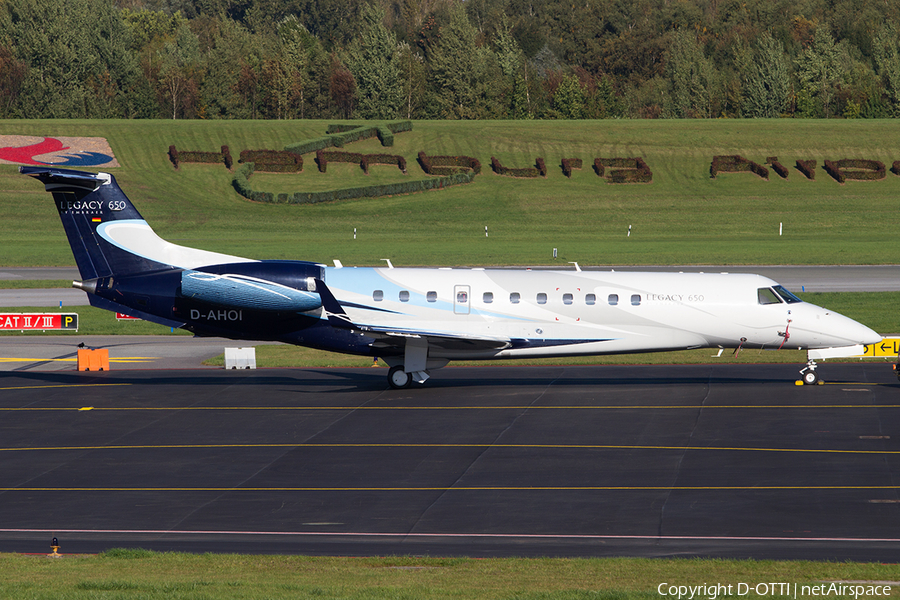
[457,290,468,303]
[631,294,641,306]
[773,285,803,304]
[510,292,520,304]
[373,290,384,301]
[757,288,782,305]
[427,291,437,302]
[608,294,618,306]
[563,293,573,305]
[399,290,410,302]
[483,292,493,303]
[537,292,548,305]
[586,293,596,305]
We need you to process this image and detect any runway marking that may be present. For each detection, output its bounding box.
[4,527,900,544]
[0,403,898,411]
[0,383,131,392]
[0,442,897,455]
[1,485,900,492]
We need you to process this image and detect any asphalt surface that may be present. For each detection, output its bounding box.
[0,335,269,371]
[1,362,898,559]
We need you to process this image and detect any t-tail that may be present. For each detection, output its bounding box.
[20,166,266,329]
[20,166,171,280]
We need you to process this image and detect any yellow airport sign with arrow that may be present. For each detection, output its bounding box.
[859,338,900,357]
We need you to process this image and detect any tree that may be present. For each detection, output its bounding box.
[4,0,143,117]
[553,74,585,118]
[397,41,427,119]
[428,4,492,119]
[0,45,27,118]
[344,5,403,119]
[329,53,356,118]
[157,20,200,118]
[741,33,791,118]
[200,17,260,119]
[795,27,841,118]
[257,17,308,119]
[667,29,716,118]
[873,24,900,118]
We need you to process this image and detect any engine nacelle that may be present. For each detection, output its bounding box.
[180,270,322,312]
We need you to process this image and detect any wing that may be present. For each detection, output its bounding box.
[316,279,511,353]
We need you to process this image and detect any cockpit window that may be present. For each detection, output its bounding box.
[773,285,803,304]
[757,288,782,305]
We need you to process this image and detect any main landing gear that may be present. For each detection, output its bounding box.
[798,359,821,385]
[388,365,412,389]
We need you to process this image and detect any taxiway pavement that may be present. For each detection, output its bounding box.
[0,363,897,559]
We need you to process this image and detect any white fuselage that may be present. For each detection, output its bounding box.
[324,267,880,360]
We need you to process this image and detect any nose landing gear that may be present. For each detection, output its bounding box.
[799,360,821,385]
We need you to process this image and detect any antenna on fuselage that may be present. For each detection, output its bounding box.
[568,262,581,272]
[381,259,394,269]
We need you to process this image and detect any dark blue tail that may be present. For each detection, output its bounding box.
[21,166,173,280]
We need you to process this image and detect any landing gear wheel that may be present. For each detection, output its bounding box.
[802,368,819,385]
[388,365,412,389]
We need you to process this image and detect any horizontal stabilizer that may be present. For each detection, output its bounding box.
[19,166,110,190]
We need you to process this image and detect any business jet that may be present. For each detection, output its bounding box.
[21,166,881,388]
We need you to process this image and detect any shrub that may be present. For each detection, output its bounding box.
[892,161,900,176]
[387,121,413,134]
[796,159,816,180]
[823,160,844,183]
[491,156,541,178]
[595,157,653,183]
[239,150,303,173]
[168,145,229,168]
[222,145,233,170]
[315,150,405,174]
[766,157,788,179]
[287,172,475,204]
[536,157,547,177]
[285,136,342,156]
[561,158,583,178]
[362,153,407,174]
[325,124,359,134]
[418,152,481,176]
[316,149,363,173]
[376,126,394,147]
[231,162,275,203]
[231,161,474,205]
[838,159,885,181]
[710,155,767,180]
[287,121,412,156]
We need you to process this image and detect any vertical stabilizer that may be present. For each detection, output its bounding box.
[20,166,171,279]
[21,166,254,280]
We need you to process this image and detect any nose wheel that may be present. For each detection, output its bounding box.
[799,360,821,385]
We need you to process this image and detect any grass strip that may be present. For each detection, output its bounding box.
[4,119,900,267]
[0,552,897,600]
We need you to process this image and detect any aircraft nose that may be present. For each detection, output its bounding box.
[824,310,881,346]
[855,321,883,346]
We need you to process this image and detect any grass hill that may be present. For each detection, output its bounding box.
[2,118,900,268]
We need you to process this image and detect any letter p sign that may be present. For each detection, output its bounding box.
[62,314,78,330]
